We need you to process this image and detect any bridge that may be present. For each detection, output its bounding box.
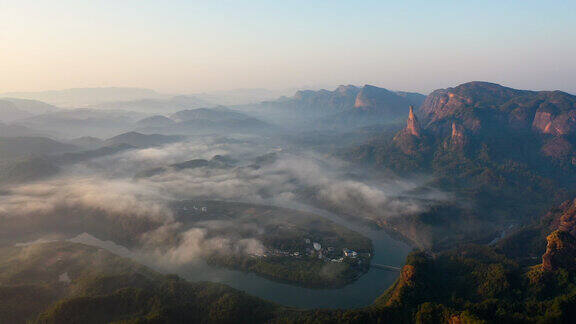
[370,263,402,271]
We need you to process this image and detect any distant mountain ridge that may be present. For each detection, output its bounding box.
[14,108,147,138]
[135,107,274,135]
[279,84,425,114]
[253,84,426,130]
[170,106,248,122]
[0,98,58,122]
[0,136,78,160]
[2,87,165,107]
[87,95,211,114]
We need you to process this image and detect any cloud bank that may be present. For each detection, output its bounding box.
[0,135,446,265]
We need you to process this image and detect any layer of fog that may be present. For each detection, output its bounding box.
[1,135,447,268]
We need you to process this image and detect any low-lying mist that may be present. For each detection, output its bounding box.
[0,134,448,267]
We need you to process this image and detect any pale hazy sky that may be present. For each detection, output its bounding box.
[1,0,575,94]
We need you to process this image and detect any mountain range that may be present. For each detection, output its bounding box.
[347,81,576,250]
[250,84,426,130]
[3,81,576,322]
[87,95,211,114]
[135,107,273,135]
[0,98,58,122]
[0,131,182,184]
[2,87,165,107]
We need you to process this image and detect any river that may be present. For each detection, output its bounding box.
[71,202,411,309]
[179,204,411,308]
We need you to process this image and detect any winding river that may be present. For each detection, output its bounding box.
[71,203,411,309]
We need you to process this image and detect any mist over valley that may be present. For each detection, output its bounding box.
[2,1,576,321]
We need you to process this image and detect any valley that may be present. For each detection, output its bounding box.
[3,2,576,322]
[2,80,576,322]
[173,200,373,288]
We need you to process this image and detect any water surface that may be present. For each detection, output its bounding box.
[72,204,411,309]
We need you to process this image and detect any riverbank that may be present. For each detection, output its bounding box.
[38,201,410,309]
[174,200,374,288]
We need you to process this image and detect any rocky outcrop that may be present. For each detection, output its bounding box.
[533,109,576,136]
[542,230,576,271]
[406,105,421,137]
[393,106,429,155]
[393,81,576,165]
[445,122,467,150]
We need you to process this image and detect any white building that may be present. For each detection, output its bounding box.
[343,248,358,258]
[313,242,321,251]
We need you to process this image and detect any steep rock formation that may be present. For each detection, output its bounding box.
[542,230,576,271]
[533,109,576,136]
[444,122,468,150]
[389,81,576,167]
[393,106,429,155]
[406,105,421,137]
[351,82,576,250]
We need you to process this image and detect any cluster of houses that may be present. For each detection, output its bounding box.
[181,205,208,212]
[263,238,360,263]
[342,248,358,258]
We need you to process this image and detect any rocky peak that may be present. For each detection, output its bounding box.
[542,230,576,272]
[392,105,430,155]
[406,105,422,137]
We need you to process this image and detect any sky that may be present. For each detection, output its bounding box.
[1,0,575,94]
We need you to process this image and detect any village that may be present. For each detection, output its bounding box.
[261,238,369,265]
[175,200,374,287]
[178,203,369,265]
